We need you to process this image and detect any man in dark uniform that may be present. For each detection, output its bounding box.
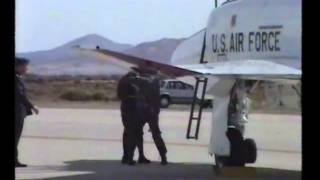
[15,58,39,167]
[135,74,168,165]
[133,86,152,164]
[117,71,144,165]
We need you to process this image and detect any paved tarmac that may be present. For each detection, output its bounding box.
[15,108,301,180]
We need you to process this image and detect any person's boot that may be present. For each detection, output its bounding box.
[160,155,168,165]
[127,160,136,166]
[15,161,27,168]
[121,156,128,164]
[138,156,151,164]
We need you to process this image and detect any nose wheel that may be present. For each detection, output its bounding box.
[244,138,257,163]
[214,128,257,168]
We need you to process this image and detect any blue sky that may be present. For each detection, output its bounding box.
[16,0,223,52]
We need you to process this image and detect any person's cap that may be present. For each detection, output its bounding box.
[15,57,29,66]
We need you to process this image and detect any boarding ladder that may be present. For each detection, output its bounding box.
[186,77,208,139]
[186,29,209,139]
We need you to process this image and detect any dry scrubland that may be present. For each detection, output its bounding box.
[24,74,300,114]
[24,74,121,103]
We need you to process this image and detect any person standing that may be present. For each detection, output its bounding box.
[134,76,151,164]
[136,75,168,165]
[117,71,141,165]
[15,57,39,167]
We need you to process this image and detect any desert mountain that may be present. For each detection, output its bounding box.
[17,34,183,75]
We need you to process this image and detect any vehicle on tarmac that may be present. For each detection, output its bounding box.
[160,79,212,108]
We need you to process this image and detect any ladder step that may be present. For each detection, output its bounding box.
[187,136,198,140]
[186,77,208,139]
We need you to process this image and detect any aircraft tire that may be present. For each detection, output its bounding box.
[244,138,257,163]
[226,127,245,166]
[214,128,249,168]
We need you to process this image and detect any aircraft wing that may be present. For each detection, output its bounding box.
[177,59,301,81]
[77,48,200,77]
[78,48,300,82]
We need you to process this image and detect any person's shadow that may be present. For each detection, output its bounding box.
[37,160,301,180]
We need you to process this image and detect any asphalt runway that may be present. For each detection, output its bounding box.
[15,108,301,180]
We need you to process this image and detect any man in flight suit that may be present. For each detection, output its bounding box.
[117,71,143,165]
[135,74,168,165]
[134,83,152,164]
[15,58,39,167]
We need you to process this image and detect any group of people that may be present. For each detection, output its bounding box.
[117,71,167,165]
[15,57,167,167]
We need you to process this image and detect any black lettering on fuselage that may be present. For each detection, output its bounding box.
[211,30,281,54]
[249,32,254,52]
[236,33,239,51]
[238,32,244,52]
[230,33,235,52]
[255,32,261,51]
[212,34,218,53]
[221,34,226,52]
[261,32,268,52]
[268,32,274,51]
[275,31,281,51]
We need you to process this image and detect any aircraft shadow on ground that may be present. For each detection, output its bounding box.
[40,160,301,180]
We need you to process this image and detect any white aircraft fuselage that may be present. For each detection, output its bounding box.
[84,0,301,167]
[171,0,301,161]
[172,0,301,70]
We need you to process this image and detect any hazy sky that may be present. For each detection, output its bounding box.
[16,0,224,53]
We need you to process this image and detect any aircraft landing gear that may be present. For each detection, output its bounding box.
[215,128,245,167]
[244,138,257,163]
[215,128,257,168]
[214,80,257,168]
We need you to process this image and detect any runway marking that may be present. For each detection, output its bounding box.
[23,135,300,154]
